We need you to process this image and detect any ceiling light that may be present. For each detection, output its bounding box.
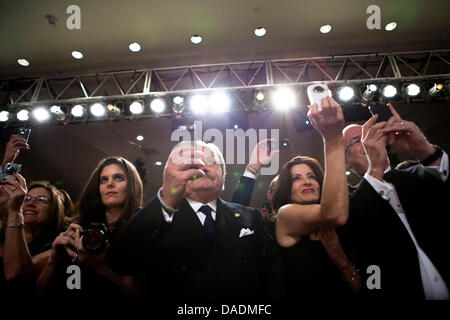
[337,86,355,102]
[272,87,296,110]
[17,109,29,121]
[71,104,85,117]
[32,107,50,122]
[382,85,398,98]
[428,83,444,97]
[71,51,84,59]
[209,91,230,114]
[405,84,421,97]
[129,42,141,52]
[136,135,144,141]
[385,22,397,31]
[255,91,265,101]
[50,105,66,120]
[0,111,10,122]
[172,96,185,114]
[190,95,208,114]
[155,161,162,166]
[320,25,332,34]
[346,170,351,176]
[150,98,166,113]
[190,35,202,44]
[254,27,267,37]
[17,59,30,67]
[129,100,144,114]
[362,84,378,104]
[90,102,106,117]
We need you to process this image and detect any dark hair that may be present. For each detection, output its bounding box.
[72,156,143,230]
[27,181,66,237]
[57,189,74,218]
[271,156,324,211]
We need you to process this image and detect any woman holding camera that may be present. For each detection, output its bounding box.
[36,156,143,298]
[0,178,67,297]
[273,97,361,297]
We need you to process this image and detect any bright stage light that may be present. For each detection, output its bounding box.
[129,100,144,114]
[337,86,355,102]
[382,85,398,98]
[90,103,106,117]
[32,107,50,122]
[17,109,29,121]
[150,98,166,113]
[272,87,296,110]
[190,95,208,115]
[405,84,421,97]
[0,111,9,122]
[209,92,230,114]
[71,104,85,117]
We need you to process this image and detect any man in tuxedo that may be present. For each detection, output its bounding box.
[340,103,449,299]
[107,141,281,301]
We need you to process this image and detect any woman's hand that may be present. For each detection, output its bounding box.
[1,173,27,214]
[307,96,345,141]
[73,226,109,272]
[2,134,29,166]
[49,223,82,265]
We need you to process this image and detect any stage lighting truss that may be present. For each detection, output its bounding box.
[1,49,449,126]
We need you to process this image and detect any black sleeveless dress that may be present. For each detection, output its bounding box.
[280,235,355,299]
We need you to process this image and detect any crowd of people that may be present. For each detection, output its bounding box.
[0,98,448,303]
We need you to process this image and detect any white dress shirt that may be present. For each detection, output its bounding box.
[162,198,217,225]
[363,152,449,300]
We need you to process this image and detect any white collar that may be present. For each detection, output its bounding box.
[186,198,217,213]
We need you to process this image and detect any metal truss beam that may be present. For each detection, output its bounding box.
[1,50,449,110]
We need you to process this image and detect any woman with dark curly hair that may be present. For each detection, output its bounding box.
[37,156,144,298]
[273,97,361,298]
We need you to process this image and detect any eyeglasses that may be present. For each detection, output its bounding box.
[24,195,50,204]
[345,136,362,154]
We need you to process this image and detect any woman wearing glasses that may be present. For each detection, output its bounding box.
[0,179,66,297]
[36,157,144,299]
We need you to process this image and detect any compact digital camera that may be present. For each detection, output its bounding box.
[0,163,22,182]
[307,83,332,111]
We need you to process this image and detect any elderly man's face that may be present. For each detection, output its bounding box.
[343,125,369,176]
[171,143,224,199]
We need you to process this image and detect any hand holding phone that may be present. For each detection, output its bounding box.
[18,128,31,142]
[368,104,394,122]
[307,83,332,111]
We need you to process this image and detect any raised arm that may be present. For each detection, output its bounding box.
[276,97,348,247]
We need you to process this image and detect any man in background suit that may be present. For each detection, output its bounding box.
[340,103,449,299]
[107,141,281,301]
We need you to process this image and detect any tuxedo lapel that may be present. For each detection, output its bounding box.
[207,199,241,272]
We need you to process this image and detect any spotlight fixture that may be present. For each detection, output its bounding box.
[71,51,84,59]
[150,98,166,113]
[136,135,144,141]
[129,100,144,114]
[405,83,421,97]
[337,86,355,102]
[32,107,50,122]
[320,25,332,34]
[155,161,163,166]
[172,96,185,114]
[272,87,296,110]
[129,42,141,52]
[255,90,265,101]
[382,85,398,98]
[346,170,351,176]
[190,95,208,115]
[385,22,397,31]
[190,35,202,44]
[362,84,378,105]
[50,105,66,120]
[209,91,230,114]
[17,109,29,121]
[71,104,86,117]
[17,59,30,67]
[0,111,10,122]
[428,83,444,98]
[107,103,121,117]
[90,102,106,117]
[254,27,267,37]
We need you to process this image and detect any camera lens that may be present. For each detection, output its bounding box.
[313,86,324,93]
[83,229,104,251]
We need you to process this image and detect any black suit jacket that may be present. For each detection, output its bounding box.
[231,175,256,206]
[338,165,450,299]
[107,196,281,301]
